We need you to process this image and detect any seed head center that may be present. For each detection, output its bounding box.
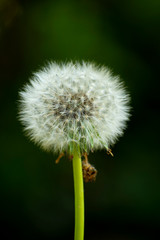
[52,92,94,122]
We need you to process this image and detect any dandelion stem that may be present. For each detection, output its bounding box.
[72,145,84,240]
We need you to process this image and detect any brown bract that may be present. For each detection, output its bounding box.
[82,161,97,182]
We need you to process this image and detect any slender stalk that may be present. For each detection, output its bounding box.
[72,145,84,240]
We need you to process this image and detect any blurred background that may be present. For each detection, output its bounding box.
[0,0,160,239]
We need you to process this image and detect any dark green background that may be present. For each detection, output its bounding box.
[0,0,160,239]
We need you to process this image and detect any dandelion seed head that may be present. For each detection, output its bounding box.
[19,61,130,154]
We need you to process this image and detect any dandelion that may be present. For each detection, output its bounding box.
[19,61,130,240]
[19,62,130,154]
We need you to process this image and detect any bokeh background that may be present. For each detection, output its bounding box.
[0,0,160,239]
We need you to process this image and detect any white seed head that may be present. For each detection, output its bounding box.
[19,61,130,154]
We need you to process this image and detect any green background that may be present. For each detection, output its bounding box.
[0,0,160,239]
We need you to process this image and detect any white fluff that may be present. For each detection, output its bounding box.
[19,61,130,154]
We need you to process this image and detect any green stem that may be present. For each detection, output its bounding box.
[72,145,84,240]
